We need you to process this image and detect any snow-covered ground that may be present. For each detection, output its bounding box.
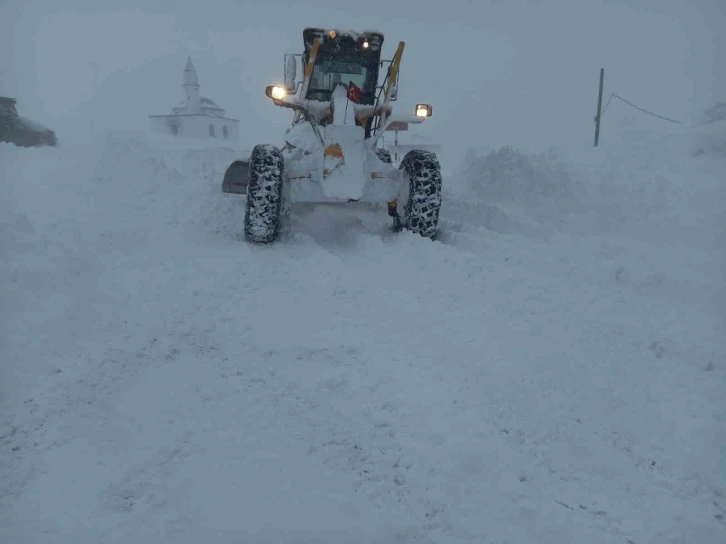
[2,121,725,543]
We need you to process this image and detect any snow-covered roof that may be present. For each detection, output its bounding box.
[303,27,384,39]
[200,97,222,109]
[172,96,225,117]
[173,98,223,111]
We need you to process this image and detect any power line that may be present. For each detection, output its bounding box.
[601,92,682,124]
[600,92,616,116]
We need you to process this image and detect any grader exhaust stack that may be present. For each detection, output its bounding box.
[222,27,442,244]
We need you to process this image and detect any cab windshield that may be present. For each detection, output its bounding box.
[302,29,383,105]
[309,60,367,95]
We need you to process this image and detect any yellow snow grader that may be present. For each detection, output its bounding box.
[222,27,442,243]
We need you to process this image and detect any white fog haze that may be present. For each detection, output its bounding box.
[2,0,725,163]
[2,1,725,543]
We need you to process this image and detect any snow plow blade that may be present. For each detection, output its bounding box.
[222,160,250,194]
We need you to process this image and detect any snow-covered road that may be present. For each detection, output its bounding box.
[2,127,724,543]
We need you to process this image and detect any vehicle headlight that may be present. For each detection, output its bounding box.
[415,104,433,118]
[266,86,286,100]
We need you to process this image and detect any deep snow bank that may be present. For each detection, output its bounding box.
[449,145,591,234]
[445,120,725,304]
[451,119,726,243]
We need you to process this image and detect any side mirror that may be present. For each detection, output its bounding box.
[284,54,297,92]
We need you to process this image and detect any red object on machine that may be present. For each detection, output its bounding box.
[347,81,362,103]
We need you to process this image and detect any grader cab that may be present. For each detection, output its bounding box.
[222,27,442,243]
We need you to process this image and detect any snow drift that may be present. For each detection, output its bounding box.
[1,122,725,543]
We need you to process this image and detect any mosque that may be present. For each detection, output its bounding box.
[149,57,239,140]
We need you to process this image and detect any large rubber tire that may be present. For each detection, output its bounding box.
[375,147,392,164]
[244,144,285,244]
[400,150,442,238]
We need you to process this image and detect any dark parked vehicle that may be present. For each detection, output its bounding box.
[0,97,57,148]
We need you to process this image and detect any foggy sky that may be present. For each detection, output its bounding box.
[1,0,724,166]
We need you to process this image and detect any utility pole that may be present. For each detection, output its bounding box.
[594,68,604,147]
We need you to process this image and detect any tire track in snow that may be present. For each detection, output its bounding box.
[157,230,686,542]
